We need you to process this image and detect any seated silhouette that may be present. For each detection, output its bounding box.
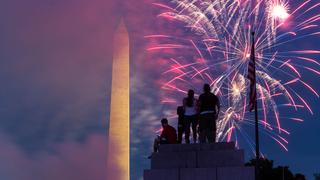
[148,118,177,158]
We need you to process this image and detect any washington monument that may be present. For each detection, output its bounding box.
[107,20,130,180]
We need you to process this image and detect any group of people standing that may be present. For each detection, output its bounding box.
[178,83,220,144]
[152,84,220,154]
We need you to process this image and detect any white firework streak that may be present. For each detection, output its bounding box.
[146,0,320,153]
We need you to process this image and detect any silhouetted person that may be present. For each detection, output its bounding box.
[177,106,185,144]
[152,118,177,153]
[198,84,220,143]
[183,89,198,143]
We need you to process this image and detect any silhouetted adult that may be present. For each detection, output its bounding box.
[198,84,220,143]
[183,89,198,143]
[152,118,177,153]
[177,106,185,144]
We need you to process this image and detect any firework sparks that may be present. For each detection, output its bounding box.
[269,1,290,21]
[146,0,320,153]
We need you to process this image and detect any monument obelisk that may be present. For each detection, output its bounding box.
[107,20,129,180]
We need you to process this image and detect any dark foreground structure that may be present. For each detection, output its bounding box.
[144,142,254,180]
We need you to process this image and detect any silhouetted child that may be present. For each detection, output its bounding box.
[177,106,184,144]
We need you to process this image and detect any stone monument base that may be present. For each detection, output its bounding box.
[144,142,254,180]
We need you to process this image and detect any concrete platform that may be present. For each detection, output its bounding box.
[151,151,197,169]
[144,169,179,180]
[180,168,217,180]
[151,149,243,169]
[197,150,244,168]
[144,143,254,180]
[144,167,254,180]
[158,142,235,152]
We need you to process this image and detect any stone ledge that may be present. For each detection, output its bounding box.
[151,151,197,169]
[197,150,244,168]
[151,149,244,169]
[180,168,217,180]
[158,142,235,153]
[144,167,254,180]
[144,169,179,180]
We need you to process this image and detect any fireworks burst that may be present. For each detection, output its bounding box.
[146,0,320,154]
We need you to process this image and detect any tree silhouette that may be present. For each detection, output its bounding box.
[294,173,306,180]
[245,158,305,180]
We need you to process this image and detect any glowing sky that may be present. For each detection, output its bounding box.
[0,0,319,180]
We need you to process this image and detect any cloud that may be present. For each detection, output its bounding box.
[0,1,150,179]
[0,0,122,151]
[0,133,124,180]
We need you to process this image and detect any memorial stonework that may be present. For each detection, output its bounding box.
[144,142,254,180]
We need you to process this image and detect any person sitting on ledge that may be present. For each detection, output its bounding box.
[151,118,177,155]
